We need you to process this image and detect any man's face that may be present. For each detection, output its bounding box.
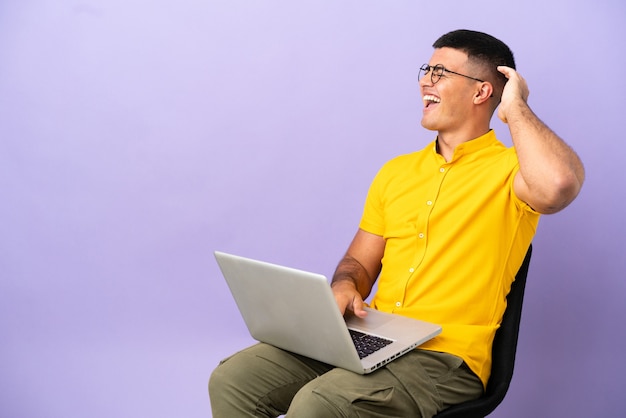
[419,47,481,133]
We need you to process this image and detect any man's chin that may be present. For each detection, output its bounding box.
[420,119,438,131]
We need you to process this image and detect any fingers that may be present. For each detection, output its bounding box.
[497,65,514,79]
[331,280,368,318]
[351,297,368,318]
[340,294,368,318]
[496,65,530,126]
[333,291,368,318]
[498,66,529,98]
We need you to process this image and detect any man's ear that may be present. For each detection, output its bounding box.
[473,82,494,104]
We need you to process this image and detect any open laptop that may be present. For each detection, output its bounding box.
[214,251,442,374]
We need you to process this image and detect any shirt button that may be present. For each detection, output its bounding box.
[439,167,445,173]
[426,200,432,206]
[418,233,425,239]
[409,268,414,273]
[395,302,402,307]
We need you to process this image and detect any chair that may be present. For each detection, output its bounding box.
[433,245,533,418]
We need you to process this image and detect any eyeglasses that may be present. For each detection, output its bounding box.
[419,63,485,85]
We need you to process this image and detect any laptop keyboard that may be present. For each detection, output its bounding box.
[349,329,393,359]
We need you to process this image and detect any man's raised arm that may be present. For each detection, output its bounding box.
[498,65,585,214]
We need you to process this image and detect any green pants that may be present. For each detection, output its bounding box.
[209,343,483,417]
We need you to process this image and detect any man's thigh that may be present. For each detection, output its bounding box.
[287,349,483,418]
[209,343,333,417]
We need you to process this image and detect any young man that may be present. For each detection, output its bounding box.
[209,29,584,417]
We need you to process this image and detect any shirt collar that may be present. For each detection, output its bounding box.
[431,130,498,163]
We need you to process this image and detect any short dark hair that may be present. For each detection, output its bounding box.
[433,29,515,99]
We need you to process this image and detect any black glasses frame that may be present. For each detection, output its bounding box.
[419,64,485,84]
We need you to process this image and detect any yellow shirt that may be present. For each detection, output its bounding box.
[360,130,539,388]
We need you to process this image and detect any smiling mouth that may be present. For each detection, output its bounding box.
[423,94,441,108]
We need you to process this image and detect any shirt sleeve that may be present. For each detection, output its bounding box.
[509,162,541,216]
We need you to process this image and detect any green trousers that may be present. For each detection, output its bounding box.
[209,343,483,417]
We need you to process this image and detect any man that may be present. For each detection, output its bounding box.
[209,29,584,417]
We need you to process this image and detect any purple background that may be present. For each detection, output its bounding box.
[1,1,624,417]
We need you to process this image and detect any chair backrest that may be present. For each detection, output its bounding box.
[433,245,533,418]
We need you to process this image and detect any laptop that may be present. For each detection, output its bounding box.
[214,251,442,374]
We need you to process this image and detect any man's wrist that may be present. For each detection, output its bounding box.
[331,276,357,289]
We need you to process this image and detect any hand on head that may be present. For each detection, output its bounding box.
[497,66,530,124]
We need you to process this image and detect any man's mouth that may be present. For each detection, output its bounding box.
[423,94,441,108]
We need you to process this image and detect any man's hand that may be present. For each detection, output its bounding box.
[331,280,368,318]
[497,65,530,124]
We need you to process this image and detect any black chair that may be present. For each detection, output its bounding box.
[433,245,533,418]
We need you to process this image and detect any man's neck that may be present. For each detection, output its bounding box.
[436,127,491,162]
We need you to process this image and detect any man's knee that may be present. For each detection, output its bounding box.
[209,345,267,398]
[288,383,342,418]
[208,359,235,411]
[287,386,337,418]
[208,361,229,397]
[209,350,260,415]
[210,344,326,417]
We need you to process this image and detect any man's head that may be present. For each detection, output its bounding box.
[419,30,515,135]
[433,29,515,102]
